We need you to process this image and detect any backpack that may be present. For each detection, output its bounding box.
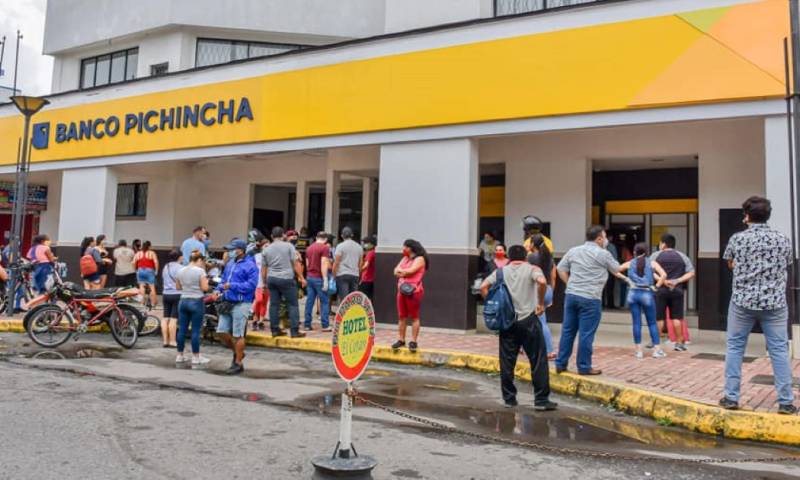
[483,267,517,332]
[79,251,98,277]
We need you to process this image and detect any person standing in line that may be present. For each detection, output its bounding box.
[95,234,113,288]
[619,242,668,359]
[80,236,103,290]
[304,231,331,332]
[492,244,510,270]
[175,251,211,368]
[160,250,183,348]
[250,232,270,331]
[27,234,57,294]
[527,234,556,360]
[719,196,797,414]
[392,239,428,353]
[215,238,259,375]
[358,235,377,303]
[133,241,159,308]
[651,233,695,351]
[619,241,634,308]
[113,239,136,287]
[602,233,619,309]
[181,226,207,266]
[478,231,498,273]
[263,227,307,338]
[555,226,625,375]
[132,238,142,253]
[480,245,557,411]
[333,227,364,298]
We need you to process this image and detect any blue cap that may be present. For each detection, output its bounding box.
[224,238,247,251]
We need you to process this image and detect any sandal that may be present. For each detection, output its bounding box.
[408,341,418,353]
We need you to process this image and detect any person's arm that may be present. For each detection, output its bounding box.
[479,271,498,298]
[358,251,365,273]
[548,265,557,290]
[618,261,631,272]
[294,256,307,287]
[45,246,57,262]
[199,274,209,292]
[152,252,159,272]
[667,253,696,288]
[0,264,7,282]
[361,254,370,273]
[651,261,668,286]
[535,275,547,316]
[229,263,259,296]
[556,252,571,284]
[393,259,405,277]
[332,252,342,277]
[722,237,736,271]
[399,257,425,277]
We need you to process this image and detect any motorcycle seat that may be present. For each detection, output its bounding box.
[72,287,122,300]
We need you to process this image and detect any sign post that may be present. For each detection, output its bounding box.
[312,291,378,477]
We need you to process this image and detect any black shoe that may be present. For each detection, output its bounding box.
[555,366,567,374]
[271,330,287,337]
[778,404,798,415]
[291,332,306,339]
[504,398,518,408]
[718,397,739,410]
[226,363,244,375]
[408,341,418,353]
[391,340,405,350]
[534,401,558,411]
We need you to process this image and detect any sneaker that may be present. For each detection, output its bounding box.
[321,327,332,332]
[504,398,518,408]
[634,350,644,360]
[534,401,559,411]
[652,349,667,359]
[408,341,418,353]
[778,404,798,415]
[191,355,211,368]
[175,353,189,364]
[271,330,287,337]
[391,340,406,350]
[674,343,687,352]
[226,363,244,375]
[291,332,306,339]
[718,397,739,410]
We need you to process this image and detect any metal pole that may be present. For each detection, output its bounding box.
[0,36,6,82]
[12,31,21,95]
[789,0,800,332]
[6,116,31,316]
[337,388,353,459]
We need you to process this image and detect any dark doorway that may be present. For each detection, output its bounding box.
[718,208,747,329]
[252,209,284,236]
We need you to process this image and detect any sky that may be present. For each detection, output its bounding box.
[0,0,52,97]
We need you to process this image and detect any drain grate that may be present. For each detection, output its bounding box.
[749,374,800,387]
[691,353,757,363]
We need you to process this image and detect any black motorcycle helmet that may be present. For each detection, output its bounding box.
[522,215,544,235]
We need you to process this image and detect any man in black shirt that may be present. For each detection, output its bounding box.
[651,233,695,351]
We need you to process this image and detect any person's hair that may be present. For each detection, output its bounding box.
[96,234,106,245]
[586,225,605,242]
[660,233,676,249]
[743,195,772,223]
[271,226,285,240]
[167,249,181,263]
[495,243,506,251]
[484,231,495,239]
[634,242,648,278]
[193,226,205,234]
[316,231,328,240]
[530,233,552,269]
[132,238,141,250]
[341,227,353,239]
[189,250,205,264]
[32,234,46,245]
[142,240,152,252]
[403,239,430,269]
[117,239,127,247]
[507,245,526,261]
[80,236,94,254]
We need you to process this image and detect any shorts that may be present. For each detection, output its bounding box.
[397,288,424,319]
[163,293,181,319]
[253,287,269,318]
[656,288,685,320]
[137,268,156,285]
[82,272,101,284]
[217,301,251,338]
[114,273,137,287]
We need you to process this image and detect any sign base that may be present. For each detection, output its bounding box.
[311,455,377,478]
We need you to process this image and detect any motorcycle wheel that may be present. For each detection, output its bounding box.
[27,305,73,348]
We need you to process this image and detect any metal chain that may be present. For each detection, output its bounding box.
[349,389,800,465]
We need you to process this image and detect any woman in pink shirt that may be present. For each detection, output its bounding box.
[493,244,510,270]
[392,239,428,353]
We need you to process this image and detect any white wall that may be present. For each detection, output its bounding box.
[481,118,765,255]
[764,116,793,242]
[58,167,117,244]
[384,0,492,33]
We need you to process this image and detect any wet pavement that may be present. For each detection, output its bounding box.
[1,333,800,479]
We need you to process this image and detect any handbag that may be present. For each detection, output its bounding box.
[217,300,234,316]
[399,282,417,297]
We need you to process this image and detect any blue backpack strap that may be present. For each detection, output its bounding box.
[497,265,504,285]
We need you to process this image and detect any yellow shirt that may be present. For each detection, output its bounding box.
[524,235,553,254]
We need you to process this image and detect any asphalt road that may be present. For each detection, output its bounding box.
[1,333,799,480]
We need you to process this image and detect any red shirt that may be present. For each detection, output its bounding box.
[361,250,376,283]
[305,242,328,279]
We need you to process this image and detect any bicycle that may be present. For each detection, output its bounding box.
[136,284,161,336]
[26,282,139,349]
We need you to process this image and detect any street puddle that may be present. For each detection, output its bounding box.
[7,344,124,361]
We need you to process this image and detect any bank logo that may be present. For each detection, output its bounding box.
[32,122,50,149]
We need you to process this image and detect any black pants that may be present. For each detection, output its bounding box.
[499,315,551,406]
[336,275,359,298]
[359,281,374,302]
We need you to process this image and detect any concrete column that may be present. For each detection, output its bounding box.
[361,177,375,237]
[324,170,340,235]
[295,180,309,231]
[58,167,117,244]
[375,139,479,330]
[765,116,793,239]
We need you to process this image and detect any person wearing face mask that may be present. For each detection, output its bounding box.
[527,234,556,360]
[214,238,259,375]
[555,225,626,376]
[492,244,510,270]
[358,235,377,302]
[392,239,429,353]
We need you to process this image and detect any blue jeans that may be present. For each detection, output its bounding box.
[32,263,53,294]
[268,277,300,335]
[305,277,330,328]
[556,294,602,373]
[724,302,794,405]
[628,289,659,345]
[537,286,555,354]
[177,298,204,354]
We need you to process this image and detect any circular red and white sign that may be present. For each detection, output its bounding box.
[331,291,376,382]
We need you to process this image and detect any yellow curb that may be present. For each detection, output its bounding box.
[4,321,799,446]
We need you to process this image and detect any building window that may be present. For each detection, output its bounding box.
[494,0,600,16]
[80,47,138,89]
[195,38,302,68]
[116,183,148,218]
[150,62,169,76]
